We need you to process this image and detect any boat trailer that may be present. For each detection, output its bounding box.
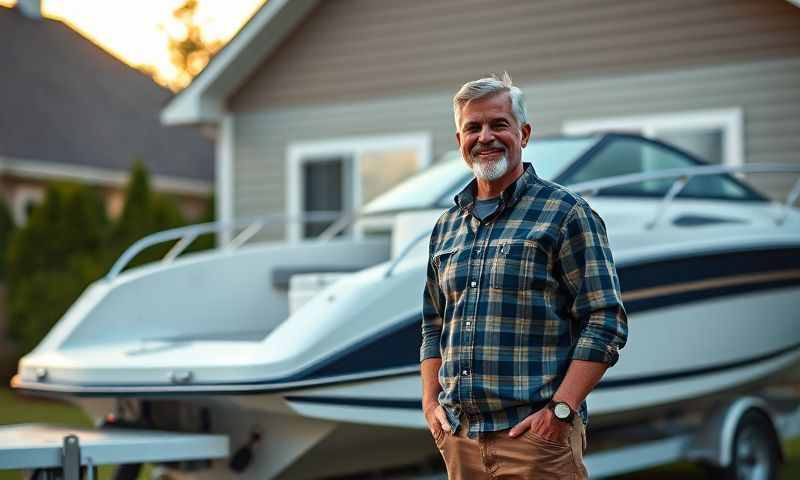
[0,423,228,479]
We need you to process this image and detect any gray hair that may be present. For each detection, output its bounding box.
[453,72,528,129]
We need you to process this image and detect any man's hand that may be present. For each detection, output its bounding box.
[507,406,569,443]
[421,358,448,438]
[424,402,451,437]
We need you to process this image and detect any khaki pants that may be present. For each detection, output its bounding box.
[433,414,588,480]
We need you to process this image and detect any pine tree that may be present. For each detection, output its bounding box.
[185,192,215,253]
[6,163,195,354]
[0,196,14,281]
[6,183,109,353]
[111,160,186,270]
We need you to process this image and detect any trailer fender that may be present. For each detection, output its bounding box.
[687,396,783,468]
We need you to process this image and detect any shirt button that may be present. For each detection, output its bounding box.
[470,281,477,287]
[465,321,471,327]
[462,369,471,376]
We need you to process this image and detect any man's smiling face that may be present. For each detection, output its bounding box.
[456,91,531,182]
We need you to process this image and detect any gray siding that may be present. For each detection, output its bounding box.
[229,0,800,110]
[232,57,800,226]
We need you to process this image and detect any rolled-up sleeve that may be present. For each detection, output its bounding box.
[557,201,628,367]
[420,228,445,362]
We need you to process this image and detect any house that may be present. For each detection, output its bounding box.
[162,0,800,244]
[1,1,214,226]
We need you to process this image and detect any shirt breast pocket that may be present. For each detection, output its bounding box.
[433,247,467,295]
[490,239,547,290]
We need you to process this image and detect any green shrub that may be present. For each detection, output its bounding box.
[0,196,13,281]
[6,183,109,354]
[110,161,186,270]
[185,192,215,253]
[6,161,206,355]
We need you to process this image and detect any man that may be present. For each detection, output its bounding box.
[420,73,628,479]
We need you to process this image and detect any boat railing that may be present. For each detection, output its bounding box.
[110,164,800,282]
[105,211,342,281]
[383,163,800,278]
[568,163,800,229]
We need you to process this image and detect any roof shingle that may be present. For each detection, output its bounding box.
[0,7,214,181]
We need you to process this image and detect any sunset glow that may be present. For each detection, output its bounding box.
[1,0,266,89]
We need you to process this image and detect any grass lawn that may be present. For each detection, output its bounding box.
[0,387,150,480]
[1,386,799,479]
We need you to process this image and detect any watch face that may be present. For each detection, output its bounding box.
[554,403,571,419]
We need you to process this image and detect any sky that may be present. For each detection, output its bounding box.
[1,0,266,88]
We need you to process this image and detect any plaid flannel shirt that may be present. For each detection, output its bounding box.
[420,163,628,436]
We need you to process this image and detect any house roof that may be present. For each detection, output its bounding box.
[0,6,214,182]
[161,0,319,125]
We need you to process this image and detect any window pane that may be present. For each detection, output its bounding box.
[362,152,470,214]
[655,128,723,164]
[303,158,344,237]
[360,149,420,204]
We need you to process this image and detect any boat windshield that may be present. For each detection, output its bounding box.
[362,137,598,214]
[560,135,765,201]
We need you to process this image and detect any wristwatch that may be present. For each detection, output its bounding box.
[548,400,575,423]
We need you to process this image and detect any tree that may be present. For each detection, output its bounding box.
[111,161,186,270]
[6,162,203,354]
[6,183,109,353]
[0,196,13,281]
[185,192,216,253]
[165,0,222,90]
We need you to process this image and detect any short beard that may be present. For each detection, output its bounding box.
[471,155,509,181]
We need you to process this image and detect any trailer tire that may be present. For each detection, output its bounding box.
[705,409,780,480]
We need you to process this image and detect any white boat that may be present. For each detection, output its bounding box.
[11,133,800,479]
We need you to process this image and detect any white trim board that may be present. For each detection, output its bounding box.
[563,108,744,167]
[286,132,433,242]
[0,155,212,195]
[215,115,235,245]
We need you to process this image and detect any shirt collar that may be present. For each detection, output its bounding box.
[454,162,538,212]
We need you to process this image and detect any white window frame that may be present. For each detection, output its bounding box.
[286,132,432,242]
[562,108,744,167]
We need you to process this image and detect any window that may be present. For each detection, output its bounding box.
[563,109,744,166]
[12,186,44,225]
[287,133,431,241]
[301,156,352,238]
[363,152,469,214]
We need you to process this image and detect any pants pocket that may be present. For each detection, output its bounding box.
[510,429,576,478]
[570,423,589,479]
[522,427,571,448]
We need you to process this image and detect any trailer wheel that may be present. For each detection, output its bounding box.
[706,410,780,480]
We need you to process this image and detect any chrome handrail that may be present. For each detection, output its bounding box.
[105,211,342,281]
[317,210,357,241]
[568,163,800,229]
